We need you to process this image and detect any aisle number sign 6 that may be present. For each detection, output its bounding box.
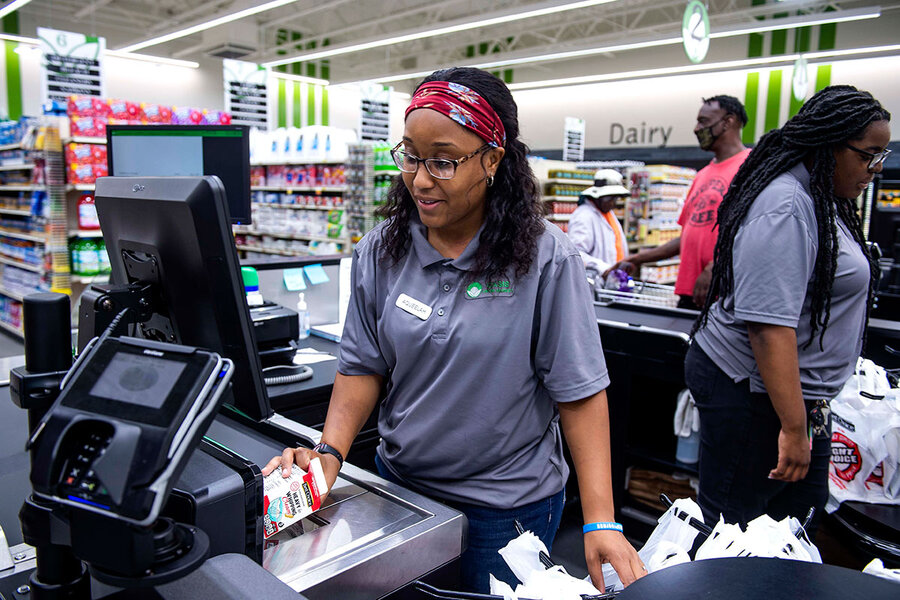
[682,1,710,64]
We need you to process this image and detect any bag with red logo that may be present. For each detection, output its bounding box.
[827,358,900,511]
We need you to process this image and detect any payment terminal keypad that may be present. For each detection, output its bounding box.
[60,431,113,502]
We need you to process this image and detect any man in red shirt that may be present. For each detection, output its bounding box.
[609,95,750,309]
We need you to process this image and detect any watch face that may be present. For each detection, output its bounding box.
[682,0,710,64]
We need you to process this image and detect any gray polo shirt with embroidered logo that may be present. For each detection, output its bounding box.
[338,216,610,508]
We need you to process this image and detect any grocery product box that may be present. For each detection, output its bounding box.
[262,457,328,539]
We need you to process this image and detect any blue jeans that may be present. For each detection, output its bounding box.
[374,454,565,593]
[684,344,832,537]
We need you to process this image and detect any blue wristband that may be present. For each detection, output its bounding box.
[583,522,623,534]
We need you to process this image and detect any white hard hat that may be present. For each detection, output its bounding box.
[586,169,629,198]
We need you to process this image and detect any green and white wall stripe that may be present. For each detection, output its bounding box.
[272,29,330,128]
[742,2,837,144]
[3,13,22,120]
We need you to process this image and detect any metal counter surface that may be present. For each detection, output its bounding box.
[206,415,466,599]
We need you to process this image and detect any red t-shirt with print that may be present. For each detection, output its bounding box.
[675,148,751,296]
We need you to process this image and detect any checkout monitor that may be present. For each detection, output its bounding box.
[93,175,272,421]
[106,125,251,224]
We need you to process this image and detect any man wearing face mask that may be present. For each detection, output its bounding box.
[608,95,750,309]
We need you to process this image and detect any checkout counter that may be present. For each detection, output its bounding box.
[0,253,466,599]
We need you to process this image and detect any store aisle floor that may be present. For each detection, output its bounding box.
[0,332,24,358]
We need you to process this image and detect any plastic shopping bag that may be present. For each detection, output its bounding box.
[490,530,603,600]
[598,498,703,591]
[695,514,821,563]
[827,359,900,511]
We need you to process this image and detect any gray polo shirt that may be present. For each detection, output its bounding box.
[695,162,870,399]
[338,216,610,508]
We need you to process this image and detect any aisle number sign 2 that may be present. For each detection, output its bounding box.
[682,1,710,64]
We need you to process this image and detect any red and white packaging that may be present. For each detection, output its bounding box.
[262,457,328,539]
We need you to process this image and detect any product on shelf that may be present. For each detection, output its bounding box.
[77,193,101,230]
[0,263,50,297]
[250,126,357,165]
[0,235,44,266]
[0,294,23,331]
[67,94,231,134]
[547,168,594,181]
[69,238,110,276]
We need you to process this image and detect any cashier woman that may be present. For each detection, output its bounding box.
[689,86,891,535]
[263,67,643,593]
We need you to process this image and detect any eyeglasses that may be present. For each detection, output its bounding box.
[844,142,892,170]
[390,142,491,180]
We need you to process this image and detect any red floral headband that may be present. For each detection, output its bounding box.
[405,81,507,148]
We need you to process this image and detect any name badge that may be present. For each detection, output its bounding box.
[395,293,432,321]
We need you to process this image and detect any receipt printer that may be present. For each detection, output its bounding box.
[251,301,299,366]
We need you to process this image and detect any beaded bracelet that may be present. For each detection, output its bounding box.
[583,522,624,534]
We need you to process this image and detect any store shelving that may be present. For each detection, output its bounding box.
[65,136,106,145]
[70,274,109,285]
[251,202,339,211]
[69,229,104,238]
[0,229,46,243]
[235,245,300,257]
[68,184,96,192]
[0,184,41,192]
[544,178,593,186]
[250,185,346,194]
[548,214,572,222]
[0,163,34,171]
[0,143,21,152]
[233,226,346,245]
[0,319,23,337]
[0,255,43,273]
[0,288,25,302]
[0,208,33,217]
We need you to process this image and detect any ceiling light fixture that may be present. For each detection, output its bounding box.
[263,0,623,68]
[0,33,200,68]
[118,0,301,53]
[0,0,34,21]
[269,71,330,86]
[337,6,881,86]
[505,44,900,91]
[104,50,199,69]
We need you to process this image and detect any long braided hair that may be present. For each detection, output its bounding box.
[695,85,890,348]
[377,67,545,284]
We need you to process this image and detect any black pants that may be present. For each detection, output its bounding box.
[684,344,832,538]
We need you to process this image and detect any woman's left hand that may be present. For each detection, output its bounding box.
[583,530,645,591]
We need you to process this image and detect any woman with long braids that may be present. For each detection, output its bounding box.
[264,68,642,592]
[687,85,891,535]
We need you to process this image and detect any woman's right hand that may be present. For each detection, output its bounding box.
[768,429,811,482]
[262,446,342,497]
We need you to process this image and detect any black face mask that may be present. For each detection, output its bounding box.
[695,117,726,151]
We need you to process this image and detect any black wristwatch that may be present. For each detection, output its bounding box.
[312,442,344,467]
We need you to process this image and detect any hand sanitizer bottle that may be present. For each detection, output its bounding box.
[297,293,310,340]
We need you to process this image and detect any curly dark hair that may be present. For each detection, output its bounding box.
[376,67,545,283]
[702,94,748,126]
[695,85,890,349]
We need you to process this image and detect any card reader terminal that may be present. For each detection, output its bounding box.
[29,335,233,527]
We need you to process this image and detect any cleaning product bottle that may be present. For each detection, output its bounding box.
[77,193,100,230]
[297,292,310,340]
[241,266,264,307]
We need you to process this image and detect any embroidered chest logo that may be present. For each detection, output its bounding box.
[465,280,512,299]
